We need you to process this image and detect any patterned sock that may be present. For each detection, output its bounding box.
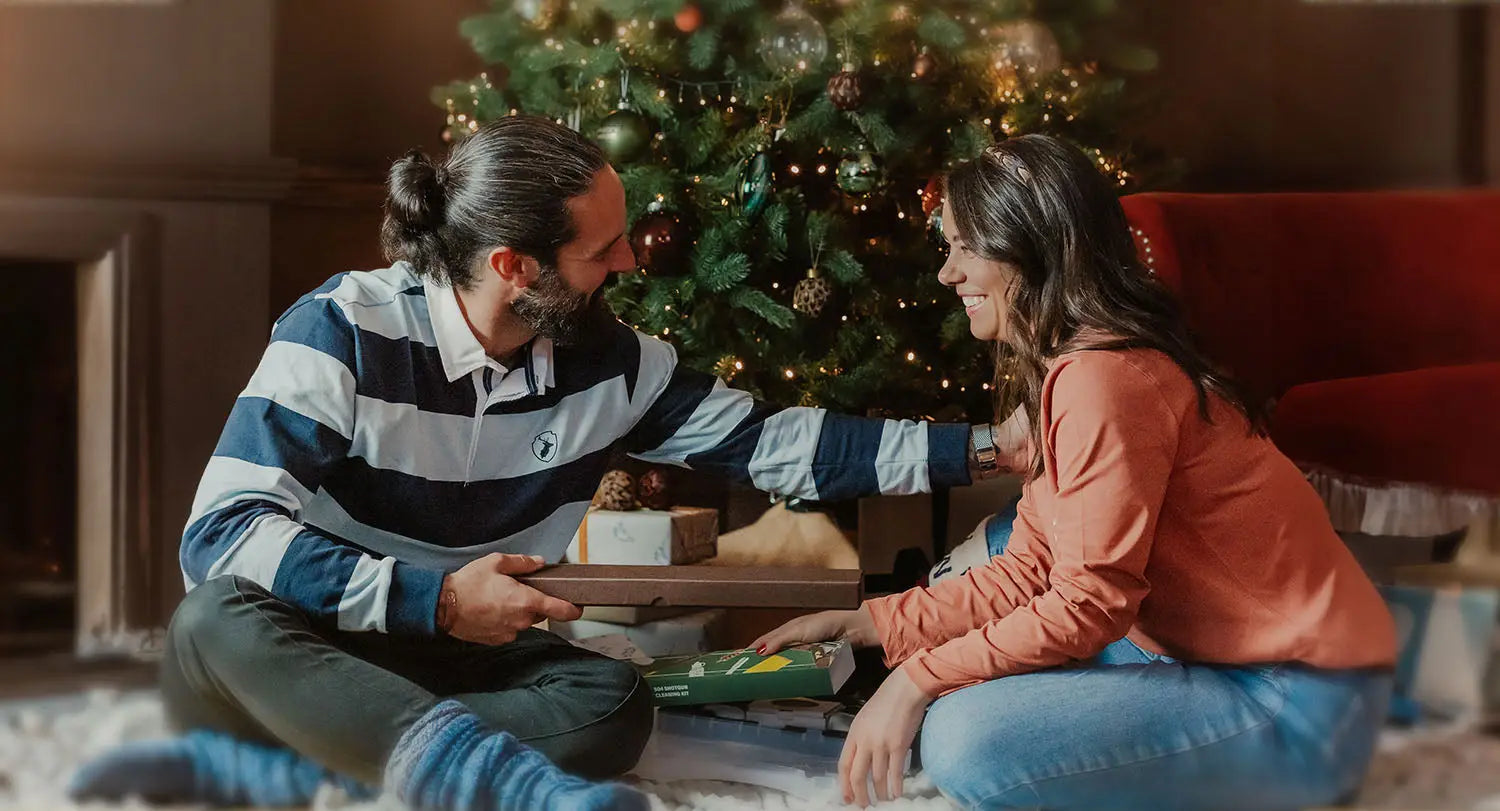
[67,729,375,806]
[385,699,649,811]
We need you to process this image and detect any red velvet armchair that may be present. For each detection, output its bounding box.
[1121,191,1500,536]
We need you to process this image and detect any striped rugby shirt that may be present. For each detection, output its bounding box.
[182,262,972,635]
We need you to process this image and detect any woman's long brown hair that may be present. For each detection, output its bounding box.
[944,135,1265,481]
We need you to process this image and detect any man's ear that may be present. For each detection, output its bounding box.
[485,247,540,288]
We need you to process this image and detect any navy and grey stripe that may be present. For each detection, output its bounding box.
[182,262,971,636]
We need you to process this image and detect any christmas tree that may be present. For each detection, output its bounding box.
[434,0,1156,422]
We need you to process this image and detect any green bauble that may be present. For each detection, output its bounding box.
[595,106,652,164]
[836,147,883,196]
[736,149,774,219]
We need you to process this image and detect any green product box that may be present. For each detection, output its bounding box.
[639,640,855,707]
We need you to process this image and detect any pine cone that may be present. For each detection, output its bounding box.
[595,470,638,511]
[637,468,673,510]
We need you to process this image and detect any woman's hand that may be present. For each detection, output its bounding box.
[750,605,880,655]
[995,405,1033,472]
[840,666,933,807]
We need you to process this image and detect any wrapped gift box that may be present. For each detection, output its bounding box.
[639,640,855,707]
[1382,563,1500,722]
[1379,579,1499,722]
[565,506,718,565]
[550,609,726,658]
[579,606,694,625]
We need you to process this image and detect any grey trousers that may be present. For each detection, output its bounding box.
[159,576,654,785]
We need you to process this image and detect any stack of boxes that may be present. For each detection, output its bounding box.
[554,486,725,657]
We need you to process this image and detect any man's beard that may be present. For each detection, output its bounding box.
[510,264,613,346]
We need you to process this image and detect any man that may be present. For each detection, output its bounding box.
[70,117,1004,811]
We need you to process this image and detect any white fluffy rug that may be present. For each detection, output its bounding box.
[8,689,1500,810]
[0,689,955,811]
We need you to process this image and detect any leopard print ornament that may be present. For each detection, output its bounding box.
[793,269,833,317]
[595,470,638,511]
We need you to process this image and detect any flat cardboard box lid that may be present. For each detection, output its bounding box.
[1393,562,1500,589]
[519,564,863,608]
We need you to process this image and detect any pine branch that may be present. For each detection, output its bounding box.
[762,203,790,259]
[917,12,967,51]
[940,310,971,344]
[688,29,720,70]
[700,252,752,292]
[729,288,795,329]
[849,111,897,153]
[783,96,839,144]
[823,249,864,284]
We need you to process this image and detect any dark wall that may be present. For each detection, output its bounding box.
[272,0,486,312]
[1137,0,1491,191]
[271,1,1496,309]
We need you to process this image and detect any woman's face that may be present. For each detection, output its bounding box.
[935,203,1019,342]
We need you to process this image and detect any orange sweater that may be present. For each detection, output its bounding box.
[868,349,1397,698]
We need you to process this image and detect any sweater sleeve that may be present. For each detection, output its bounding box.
[620,333,971,498]
[897,354,1181,698]
[865,486,1053,665]
[180,297,444,635]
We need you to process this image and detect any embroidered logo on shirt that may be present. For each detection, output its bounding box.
[532,430,559,463]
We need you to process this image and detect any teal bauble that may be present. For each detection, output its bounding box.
[836,147,882,196]
[736,149,774,219]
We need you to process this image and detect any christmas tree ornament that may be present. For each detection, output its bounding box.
[927,207,947,250]
[835,146,882,196]
[736,148,774,219]
[440,124,459,144]
[920,176,942,217]
[826,62,863,111]
[630,202,690,276]
[514,0,563,28]
[596,470,638,511]
[594,70,652,164]
[759,4,828,74]
[993,19,1061,75]
[674,2,703,33]
[793,268,834,317]
[637,468,673,510]
[911,47,939,83]
[597,106,651,163]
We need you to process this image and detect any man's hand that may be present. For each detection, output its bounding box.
[439,553,583,645]
[840,667,933,807]
[750,605,880,656]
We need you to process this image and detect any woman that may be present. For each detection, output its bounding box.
[752,135,1396,811]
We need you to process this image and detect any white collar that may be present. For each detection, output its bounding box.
[424,275,554,393]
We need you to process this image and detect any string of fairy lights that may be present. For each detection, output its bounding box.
[440,1,1140,407]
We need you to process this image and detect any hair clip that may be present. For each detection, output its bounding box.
[983,145,1032,184]
[999,153,1032,184]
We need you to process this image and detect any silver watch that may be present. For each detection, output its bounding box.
[970,423,1001,479]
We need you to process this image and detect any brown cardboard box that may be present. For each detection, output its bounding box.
[856,493,931,577]
[519,564,862,608]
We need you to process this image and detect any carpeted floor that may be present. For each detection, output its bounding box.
[3,689,1498,810]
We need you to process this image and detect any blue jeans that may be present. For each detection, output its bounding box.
[916,503,1392,810]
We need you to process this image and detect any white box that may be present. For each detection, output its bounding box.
[565,506,718,565]
[550,608,726,658]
